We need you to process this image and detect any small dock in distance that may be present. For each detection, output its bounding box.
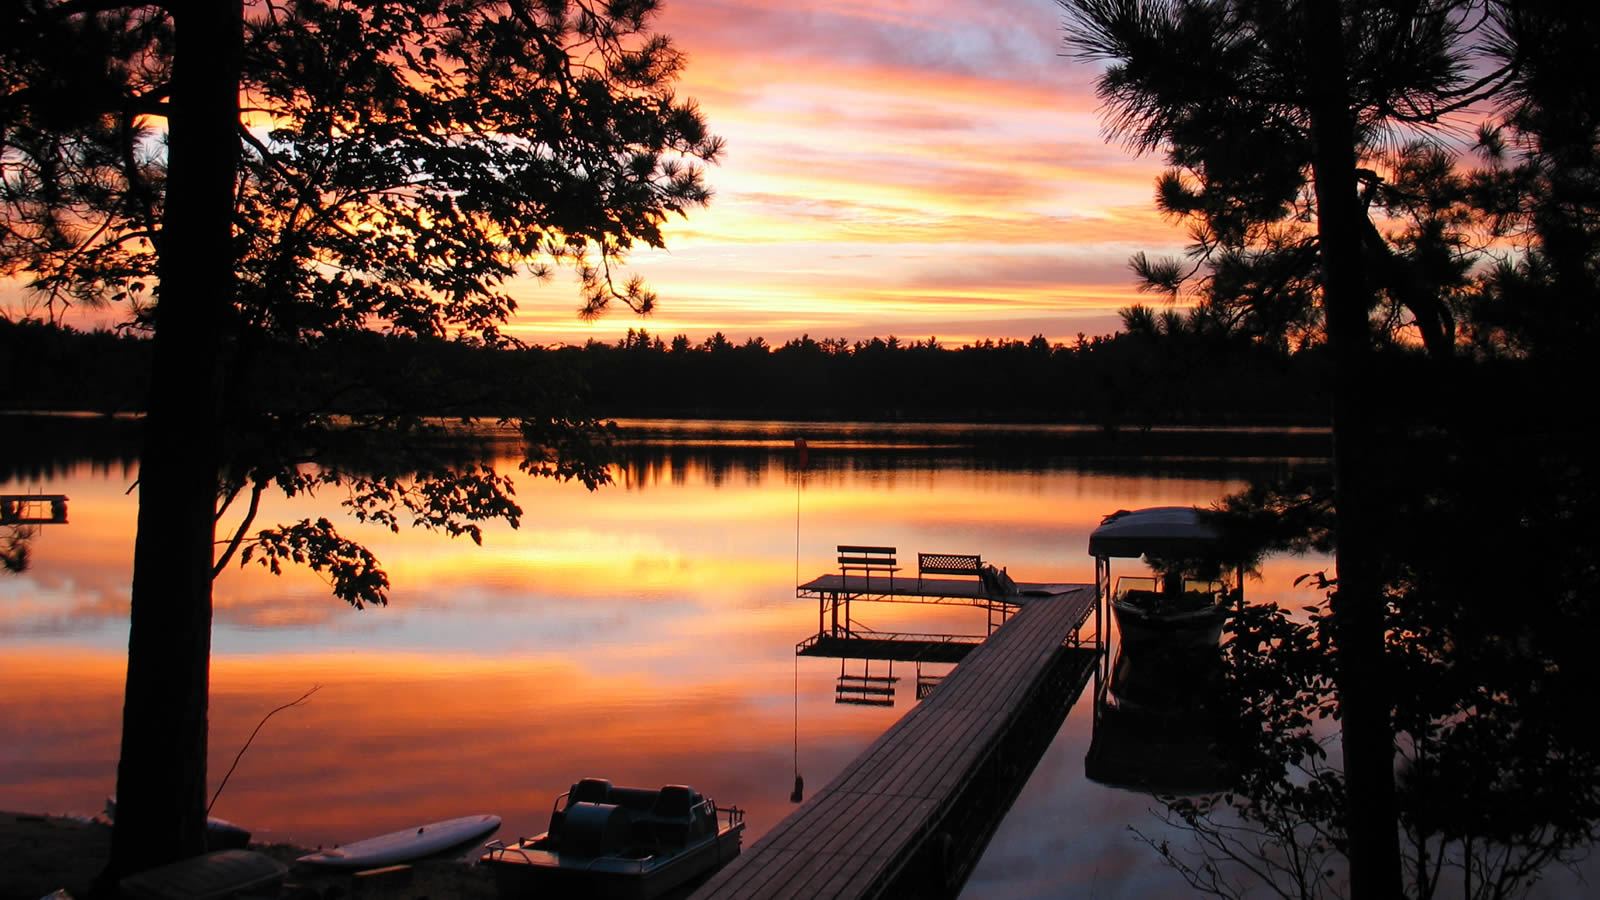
[0,494,69,525]
[794,546,1097,664]
[693,583,1099,900]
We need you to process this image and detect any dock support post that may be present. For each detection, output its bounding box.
[1095,557,1110,679]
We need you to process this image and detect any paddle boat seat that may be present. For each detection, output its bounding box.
[651,785,696,847]
[545,781,710,854]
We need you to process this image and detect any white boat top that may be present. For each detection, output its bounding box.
[1088,506,1221,559]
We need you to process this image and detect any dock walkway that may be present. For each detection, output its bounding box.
[693,585,1097,900]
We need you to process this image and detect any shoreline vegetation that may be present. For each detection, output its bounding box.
[6,316,1535,435]
[1,410,1337,489]
[3,317,1338,426]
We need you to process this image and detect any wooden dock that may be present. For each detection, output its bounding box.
[0,494,68,525]
[694,585,1099,900]
[797,571,1092,654]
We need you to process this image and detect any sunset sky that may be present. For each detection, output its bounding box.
[580,0,1174,347]
[4,0,1185,347]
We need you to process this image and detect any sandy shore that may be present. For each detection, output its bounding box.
[0,811,495,900]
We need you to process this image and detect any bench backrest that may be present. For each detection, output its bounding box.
[838,545,896,569]
[918,552,982,577]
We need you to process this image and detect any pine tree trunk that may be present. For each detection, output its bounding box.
[1304,1,1402,896]
[100,0,241,887]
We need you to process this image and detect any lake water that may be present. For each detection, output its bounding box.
[6,419,1569,897]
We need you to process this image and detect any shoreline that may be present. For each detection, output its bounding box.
[0,810,494,900]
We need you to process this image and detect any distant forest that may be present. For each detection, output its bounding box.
[1,316,1501,426]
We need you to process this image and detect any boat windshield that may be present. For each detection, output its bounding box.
[1113,575,1223,600]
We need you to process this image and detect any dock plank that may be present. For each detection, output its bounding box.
[693,585,1096,900]
[786,796,933,900]
[698,848,800,900]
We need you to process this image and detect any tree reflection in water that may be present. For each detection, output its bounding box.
[1138,424,1600,899]
[2,524,34,572]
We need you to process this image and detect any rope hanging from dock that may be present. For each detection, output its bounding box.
[791,653,804,803]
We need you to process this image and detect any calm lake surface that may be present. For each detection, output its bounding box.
[6,418,1569,897]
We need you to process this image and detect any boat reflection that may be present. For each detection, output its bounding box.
[1085,639,1229,796]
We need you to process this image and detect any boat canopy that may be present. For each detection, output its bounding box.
[1088,506,1221,560]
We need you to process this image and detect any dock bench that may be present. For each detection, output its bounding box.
[917,552,983,589]
[918,552,1017,597]
[838,545,899,588]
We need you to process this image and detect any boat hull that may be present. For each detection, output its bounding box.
[487,778,745,899]
[296,814,501,868]
[1112,598,1226,646]
[486,826,743,900]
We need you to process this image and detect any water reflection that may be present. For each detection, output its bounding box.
[1085,643,1228,796]
[2,420,1335,896]
[607,418,1330,489]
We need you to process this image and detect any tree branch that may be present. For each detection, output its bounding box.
[207,685,321,815]
[213,476,268,577]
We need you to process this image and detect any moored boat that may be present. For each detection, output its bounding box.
[1110,576,1230,644]
[482,778,744,900]
[1088,506,1244,646]
[296,813,501,868]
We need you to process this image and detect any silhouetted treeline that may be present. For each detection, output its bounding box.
[566,329,1336,424]
[0,317,1398,424]
[7,316,1561,429]
[1,318,153,414]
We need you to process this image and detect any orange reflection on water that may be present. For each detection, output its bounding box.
[2,439,1310,868]
[0,647,889,849]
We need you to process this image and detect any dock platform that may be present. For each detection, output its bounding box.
[0,494,68,525]
[694,584,1098,900]
[797,573,1082,606]
[797,633,983,663]
[797,572,1095,662]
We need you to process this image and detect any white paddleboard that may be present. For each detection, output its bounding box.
[296,813,501,868]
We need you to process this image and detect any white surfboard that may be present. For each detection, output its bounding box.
[296,813,501,868]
